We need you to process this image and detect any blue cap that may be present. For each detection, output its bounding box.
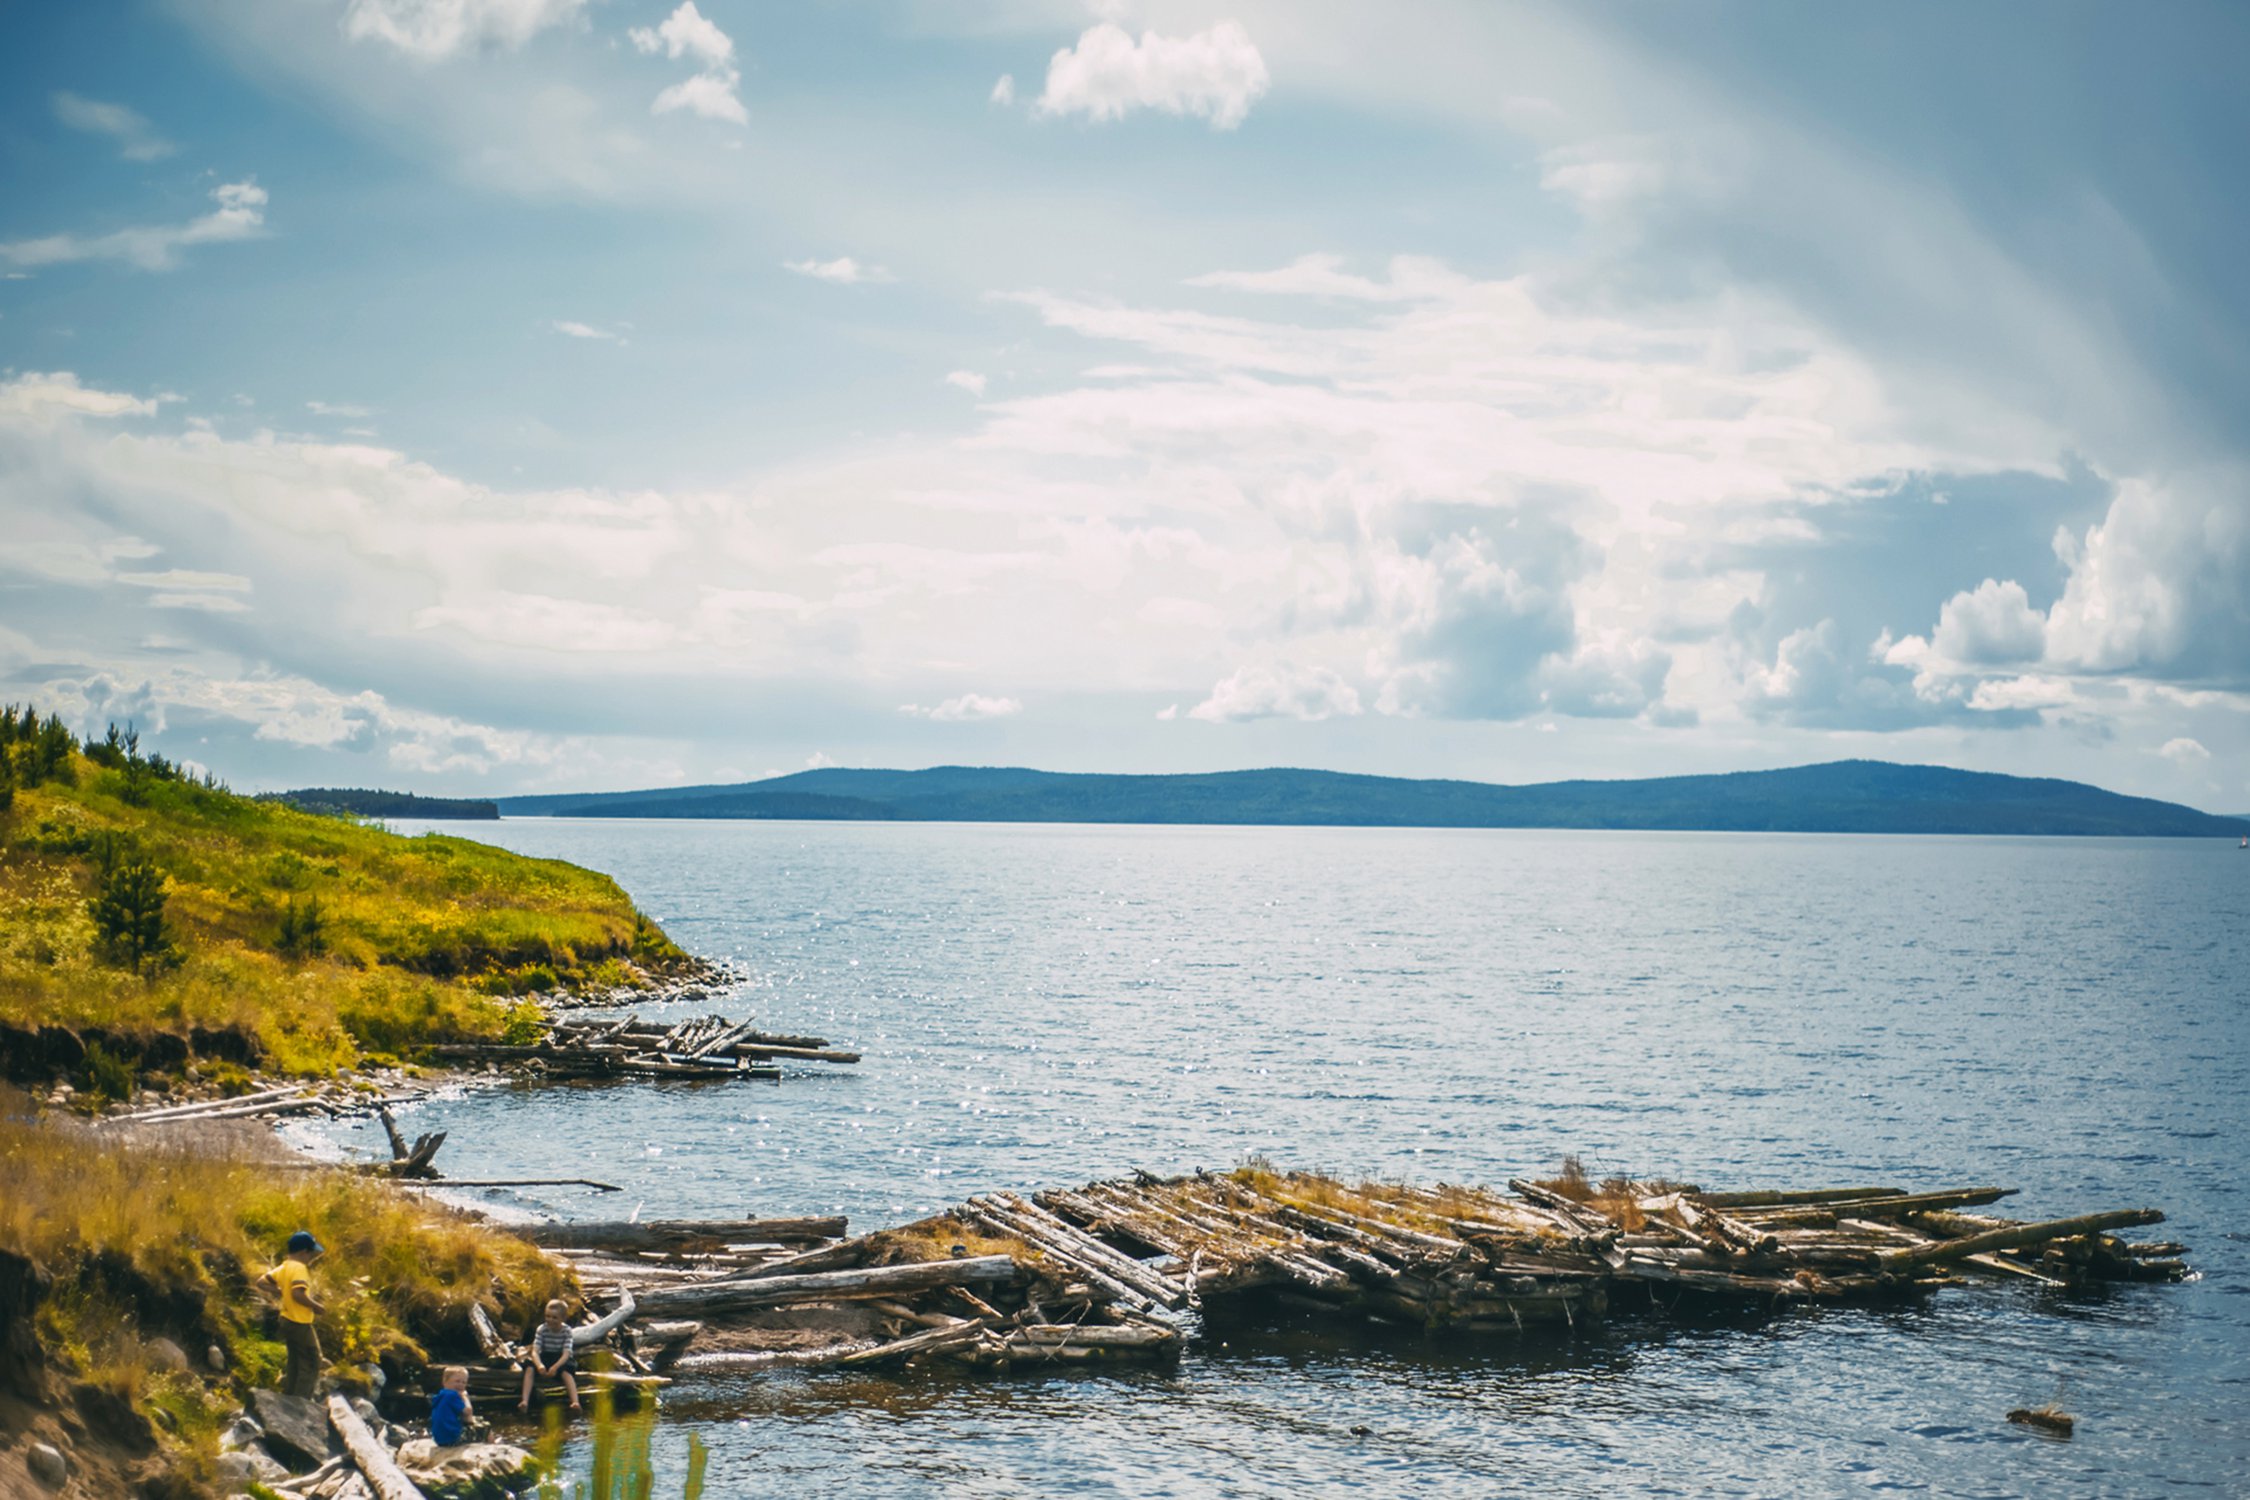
[287,1231,323,1255]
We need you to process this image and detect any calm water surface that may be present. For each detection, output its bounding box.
[336,820,2249,1497]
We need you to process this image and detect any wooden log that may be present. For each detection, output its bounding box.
[614,1057,743,1080]
[326,1394,426,1500]
[681,1020,756,1062]
[1508,1180,1622,1238]
[468,1303,519,1363]
[393,1178,622,1192]
[574,1286,635,1345]
[1753,1187,2017,1222]
[515,1217,846,1252]
[835,1310,1025,1367]
[989,1193,1188,1307]
[1875,1209,2164,1271]
[629,1254,1022,1317]
[1694,1186,1906,1209]
[376,1104,410,1162]
[727,1044,862,1065]
[963,1206,1139,1308]
[103,1084,308,1124]
[1011,1323,1179,1350]
[738,1240,870,1280]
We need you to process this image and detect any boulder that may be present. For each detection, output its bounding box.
[396,1438,542,1500]
[249,1388,332,1471]
[145,1335,191,1372]
[214,1444,290,1492]
[209,1343,230,1372]
[27,1442,68,1489]
[218,1413,264,1452]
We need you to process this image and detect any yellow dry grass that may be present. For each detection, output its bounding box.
[0,1096,572,1473]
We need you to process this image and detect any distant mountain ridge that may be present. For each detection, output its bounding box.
[497,761,2248,837]
[269,787,500,820]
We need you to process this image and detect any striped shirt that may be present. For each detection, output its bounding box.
[533,1322,574,1364]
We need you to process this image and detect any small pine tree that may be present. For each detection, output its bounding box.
[0,745,13,816]
[90,857,174,977]
[276,894,327,960]
[30,715,76,787]
[119,726,151,807]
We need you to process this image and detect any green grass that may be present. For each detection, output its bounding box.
[0,752,692,1076]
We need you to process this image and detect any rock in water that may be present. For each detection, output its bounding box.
[249,1388,332,1470]
[396,1438,542,1499]
[27,1443,68,1489]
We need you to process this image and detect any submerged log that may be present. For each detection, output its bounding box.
[629,1254,1022,1317]
[1751,1187,2016,1222]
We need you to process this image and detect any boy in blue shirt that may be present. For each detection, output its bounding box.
[430,1365,472,1447]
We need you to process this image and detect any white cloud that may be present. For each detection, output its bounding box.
[51,92,176,161]
[628,2,732,68]
[1190,254,1468,304]
[944,370,988,397]
[900,693,1022,722]
[2158,736,2210,766]
[552,319,624,343]
[343,0,587,57]
[633,2,746,125]
[0,180,268,273]
[116,569,253,594]
[989,74,1016,107]
[785,256,893,285]
[1189,662,1362,723]
[0,371,161,421]
[2044,474,2247,679]
[1035,22,1270,130]
[306,399,374,418]
[1930,578,2046,665]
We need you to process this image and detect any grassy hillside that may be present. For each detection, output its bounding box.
[0,1108,576,1492]
[0,723,690,1079]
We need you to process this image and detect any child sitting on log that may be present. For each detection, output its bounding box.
[519,1300,581,1414]
[430,1365,472,1446]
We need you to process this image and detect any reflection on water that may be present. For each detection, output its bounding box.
[355,820,2247,1496]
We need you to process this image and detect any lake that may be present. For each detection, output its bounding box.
[333,819,2249,1496]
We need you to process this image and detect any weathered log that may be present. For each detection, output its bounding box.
[1695,1186,1905,1209]
[1875,1208,2164,1271]
[467,1303,518,1363]
[515,1216,846,1252]
[737,1240,870,1280]
[102,1084,308,1125]
[573,1286,635,1346]
[728,1044,862,1065]
[963,1204,1141,1308]
[836,1310,1025,1367]
[988,1193,1187,1306]
[326,1393,426,1500]
[393,1178,622,1192]
[375,1104,410,1162]
[1753,1187,2016,1222]
[629,1254,1021,1316]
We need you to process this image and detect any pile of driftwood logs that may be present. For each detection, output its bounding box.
[427,1165,2185,1403]
[426,1013,858,1082]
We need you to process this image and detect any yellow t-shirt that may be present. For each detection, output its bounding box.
[270,1258,316,1324]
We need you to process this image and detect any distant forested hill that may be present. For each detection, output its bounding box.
[271,788,500,820]
[498,761,2249,837]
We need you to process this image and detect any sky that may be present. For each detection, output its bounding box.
[1,0,2245,809]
